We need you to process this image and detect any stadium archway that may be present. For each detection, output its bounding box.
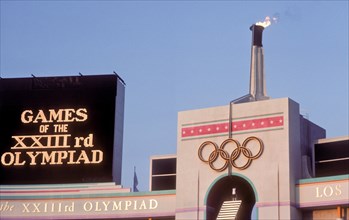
[205,174,257,220]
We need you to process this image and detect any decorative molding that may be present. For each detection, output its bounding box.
[182,115,283,139]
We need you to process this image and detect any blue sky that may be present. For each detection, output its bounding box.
[1,1,348,191]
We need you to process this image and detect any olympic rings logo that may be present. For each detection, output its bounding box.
[198,136,264,171]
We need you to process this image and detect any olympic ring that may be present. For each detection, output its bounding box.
[198,136,264,171]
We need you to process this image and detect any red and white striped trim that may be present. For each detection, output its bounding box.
[182,116,283,138]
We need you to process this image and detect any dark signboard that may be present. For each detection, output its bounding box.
[0,75,119,184]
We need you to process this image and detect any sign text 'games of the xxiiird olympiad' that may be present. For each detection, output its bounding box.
[0,75,118,184]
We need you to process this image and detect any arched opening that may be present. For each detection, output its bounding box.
[205,175,256,220]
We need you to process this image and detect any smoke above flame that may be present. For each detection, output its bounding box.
[255,15,279,28]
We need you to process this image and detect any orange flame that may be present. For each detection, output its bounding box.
[256,15,279,28]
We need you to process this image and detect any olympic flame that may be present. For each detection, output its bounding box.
[255,15,279,28]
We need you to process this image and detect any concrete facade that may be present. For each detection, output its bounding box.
[1,96,348,219]
[176,97,328,219]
